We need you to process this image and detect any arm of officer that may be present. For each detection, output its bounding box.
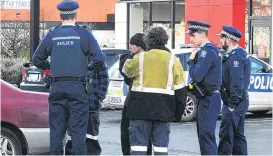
[228,57,244,109]
[32,32,52,70]
[119,53,133,85]
[97,63,109,101]
[187,49,213,82]
[121,54,140,78]
[173,57,187,121]
[85,31,106,70]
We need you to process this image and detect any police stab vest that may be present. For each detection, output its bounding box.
[50,27,89,77]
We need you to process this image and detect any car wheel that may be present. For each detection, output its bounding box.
[250,110,269,116]
[181,93,197,122]
[1,127,22,155]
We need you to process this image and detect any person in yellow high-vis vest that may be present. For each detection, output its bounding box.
[122,27,187,155]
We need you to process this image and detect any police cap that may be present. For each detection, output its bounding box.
[186,20,211,35]
[217,25,242,42]
[57,0,79,15]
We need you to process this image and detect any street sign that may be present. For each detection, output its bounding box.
[0,0,30,10]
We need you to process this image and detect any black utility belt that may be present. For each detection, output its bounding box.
[187,83,220,100]
[51,76,88,82]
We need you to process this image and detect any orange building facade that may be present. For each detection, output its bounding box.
[1,0,118,30]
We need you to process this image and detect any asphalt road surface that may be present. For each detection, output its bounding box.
[98,110,272,155]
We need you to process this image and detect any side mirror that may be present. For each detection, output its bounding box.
[264,66,272,73]
[23,62,33,68]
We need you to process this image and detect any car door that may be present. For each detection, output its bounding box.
[248,57,273,108]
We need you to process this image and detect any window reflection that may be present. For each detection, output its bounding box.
[252,0,272,16]
[130,1,185,49]
[252,26,271,63]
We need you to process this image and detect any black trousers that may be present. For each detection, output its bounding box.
[121,104,152,155]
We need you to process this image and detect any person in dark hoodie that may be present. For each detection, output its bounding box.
[119,33,152,155]
[65,55,109,155]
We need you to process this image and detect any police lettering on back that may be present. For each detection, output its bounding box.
[57,41,74,46]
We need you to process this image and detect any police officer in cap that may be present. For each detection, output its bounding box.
[32,0,106,154]
[217,26,251,155]
[186,20,222,155]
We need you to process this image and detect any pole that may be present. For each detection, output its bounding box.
[126,3,130,50]
[171,1,175,49]
[30,0,40,61]
[148,2,152,26]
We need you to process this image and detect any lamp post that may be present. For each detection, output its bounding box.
[29,0,40,61]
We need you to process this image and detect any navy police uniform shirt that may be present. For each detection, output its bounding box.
[32,24,105,77]
[187,42,222,88]
[222,47,251,107]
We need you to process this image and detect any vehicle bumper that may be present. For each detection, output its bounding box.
[20,82,49,93]
[248,104,272,112]
[20,128,50,154]
[102,95,126,109]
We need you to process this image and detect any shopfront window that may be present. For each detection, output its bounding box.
[252,26,271,62]
[252,0,272,16]
[129,1,185,49]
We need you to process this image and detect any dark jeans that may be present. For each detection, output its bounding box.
[121,104,152,155]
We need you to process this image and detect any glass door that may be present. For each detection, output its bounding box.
[249,20,272,64]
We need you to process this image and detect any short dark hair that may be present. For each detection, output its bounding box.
[130,33,147,50]
[196,30,208,36]
[146,27,169,47]
[60,13,77,20]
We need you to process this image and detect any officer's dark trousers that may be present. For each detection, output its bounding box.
[49,81,89,155]
[218,99,249,155]
[196,91,221,155]
[65,107,102,155]
[129,119,170,155]
[121,104,152,155]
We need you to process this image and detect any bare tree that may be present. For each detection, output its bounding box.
[1,25,30,57]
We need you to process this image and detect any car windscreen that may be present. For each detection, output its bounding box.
[109,60,119,71]
[105,54,119,69]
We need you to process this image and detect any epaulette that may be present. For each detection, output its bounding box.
[49,26,60,32]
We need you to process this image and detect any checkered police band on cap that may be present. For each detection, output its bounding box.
[220,30,240,41]
[189,25,209,31]
[60,9,77,15]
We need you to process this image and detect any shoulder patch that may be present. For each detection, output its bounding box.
[233,60,239,67]
[49,26,59,32]
[200,50,207,57]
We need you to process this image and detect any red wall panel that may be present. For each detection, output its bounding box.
[185,0,246,48]
[186,0,209,7]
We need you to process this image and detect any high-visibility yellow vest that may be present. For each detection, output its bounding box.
[122,49,186,95]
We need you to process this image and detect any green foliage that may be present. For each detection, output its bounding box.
[1,56,28,87]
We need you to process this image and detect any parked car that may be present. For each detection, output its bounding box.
[1,79,50,155]
[103,49,273,122]
[20,48,130,92]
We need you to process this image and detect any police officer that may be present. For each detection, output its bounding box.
[119,33,152,155]
[186,20,222,155]
[122,27,187,155]
[217,26,251,155]
[65,62,109,155]
[32,0,106,154]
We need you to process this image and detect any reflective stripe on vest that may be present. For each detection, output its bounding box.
[131,52,176,95]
